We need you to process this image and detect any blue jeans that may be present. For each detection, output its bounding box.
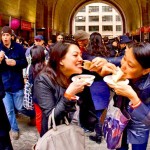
[3,90,24,132]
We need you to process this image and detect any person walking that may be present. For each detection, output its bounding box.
[0,26,28,140]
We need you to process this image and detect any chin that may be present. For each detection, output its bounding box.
[74,69,82,74]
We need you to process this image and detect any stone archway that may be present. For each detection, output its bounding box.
[52,0,142,35]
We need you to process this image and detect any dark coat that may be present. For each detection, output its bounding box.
[0,41,28,92]
[0,75,10,136]
[115,73,150,144]
[34,73,98,136]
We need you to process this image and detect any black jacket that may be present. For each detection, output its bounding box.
[34,73,97,136]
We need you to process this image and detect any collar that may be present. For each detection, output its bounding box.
[2,41,14,51]
[132,73,150,90]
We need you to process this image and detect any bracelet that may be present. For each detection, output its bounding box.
[64,92,77,101]
[131,100,141,109]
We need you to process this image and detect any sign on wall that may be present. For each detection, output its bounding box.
[21,20,31,31]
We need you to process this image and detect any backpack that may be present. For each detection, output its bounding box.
[35,109,85,150]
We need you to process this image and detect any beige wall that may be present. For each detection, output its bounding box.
[0,0,149,37]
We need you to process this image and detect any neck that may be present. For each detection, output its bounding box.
[4,43,11,48]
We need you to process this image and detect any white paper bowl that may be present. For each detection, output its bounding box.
[103,75,129,85]
[71,74,95,86]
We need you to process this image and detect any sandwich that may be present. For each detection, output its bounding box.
[112,67,124,82]
[83,60,92,70]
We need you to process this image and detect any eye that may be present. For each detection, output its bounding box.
[73,54,78,57]
[128,63,133,68]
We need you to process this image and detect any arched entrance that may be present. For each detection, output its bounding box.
[69,0,126,35]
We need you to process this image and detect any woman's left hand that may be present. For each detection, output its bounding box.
[108,83,138,101]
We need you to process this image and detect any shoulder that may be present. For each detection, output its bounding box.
[13,42,23,49]
[35,73,55,87]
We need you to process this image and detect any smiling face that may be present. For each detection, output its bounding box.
[60,44,83,77]
[121,47,148,79]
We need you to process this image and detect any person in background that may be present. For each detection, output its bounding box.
[109,37,120,57]
[118,35,131,56]
[106,42,150,150]
[29,45,46,134]
[46,39,53,50]
[83,32,111,144]
[105,35,132,67]
[0,26,28,140]
[25,35,49,63]
[0,51,13,150]
[73,30,90,53]
[56,34,64,42]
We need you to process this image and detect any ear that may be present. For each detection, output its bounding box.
[142,68,150,75]
[59,59,64,65]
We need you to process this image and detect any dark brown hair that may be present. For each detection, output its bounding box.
[30,45,46,78]
[86,32,110,57]
[127,42,150,69]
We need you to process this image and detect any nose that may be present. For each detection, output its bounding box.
[121,62,127,71]
[78,55,83,61]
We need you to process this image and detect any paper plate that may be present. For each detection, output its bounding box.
[71,74,95,86]
[103,75,129,85]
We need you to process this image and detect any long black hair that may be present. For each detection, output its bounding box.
[86,32,110,57]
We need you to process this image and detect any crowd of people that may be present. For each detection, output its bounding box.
[0,26,150,150]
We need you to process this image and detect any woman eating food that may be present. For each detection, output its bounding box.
[103,42,150,150]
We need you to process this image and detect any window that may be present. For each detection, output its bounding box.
[116,25,122,31]
[79,7,86,12]
[75,16,86,22]
[102,25,113,31]
[89,6,99,12]
[75,26,85,31]
[102,15,113,21]
[89,26,99,31]
[89,16,99,22]
[116,15,121,21]
[102,6,112,12]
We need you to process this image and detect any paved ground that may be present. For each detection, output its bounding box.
[11,114,150,150]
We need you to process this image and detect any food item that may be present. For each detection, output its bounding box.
[112,67,124,82]
[83,60,92,70]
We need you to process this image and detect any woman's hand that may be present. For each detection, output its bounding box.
[108,83,140,105]
[65,80,89,96]
[89,57,108,72]
[98,62,117,76]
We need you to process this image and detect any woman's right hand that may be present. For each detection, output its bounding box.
[65,80,88,96]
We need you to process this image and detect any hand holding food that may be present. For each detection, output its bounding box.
[5,59,16,66]
[112,67,124,82]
